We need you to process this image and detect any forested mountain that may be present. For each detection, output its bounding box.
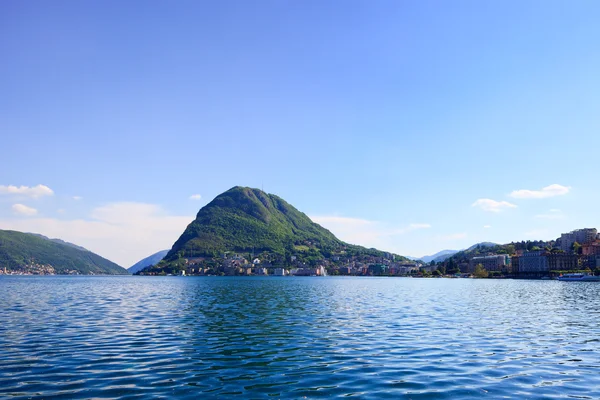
[0,229,128,275]
[146,186,407,274]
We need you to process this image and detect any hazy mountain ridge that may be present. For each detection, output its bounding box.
[0,229,128,275]
[418,242,500,263]
[30,233,89,252]
[419,249,459,263]
[128,250,169,274]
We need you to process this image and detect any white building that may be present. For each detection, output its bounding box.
[558,228,598,252]
[469,255,509,272]
[518,251,548,274]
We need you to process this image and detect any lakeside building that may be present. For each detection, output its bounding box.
[586,255,600,269]
[290,266,326,276]
[468,255,510,273]
[368,264,388,275]
[547,254,581,271]
[557,228,598,252]
[583,241,600,256]
[515,251,548,278]
[513,251,586,278]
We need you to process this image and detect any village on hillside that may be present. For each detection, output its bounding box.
[138,228,600,279]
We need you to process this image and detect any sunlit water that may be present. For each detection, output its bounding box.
[1,276,599,399]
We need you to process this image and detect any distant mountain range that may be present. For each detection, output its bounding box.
[128,250,169,274]
[416,242,499,263]
[0,229,128,275]
[418,250,459,263]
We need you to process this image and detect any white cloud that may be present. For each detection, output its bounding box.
[483,225,492,229]
[472,198,517,213]
[12,203,38,216]
[0,202,193,267]
[310,215,430,251]
[72,196,83,201]
[189,194,202,200]
[509,184,570,199]
[0,184,54,198]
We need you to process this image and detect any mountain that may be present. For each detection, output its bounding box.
[164,186,343,260]
[30,233,89,252]
[466,242,498,251]
[128,250,169,274]
[419,249,459,263]
[0,229,128,275]
[418,243,499,264]
[147,186,407,273]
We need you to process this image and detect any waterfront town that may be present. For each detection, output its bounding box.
[461,228,600,279]
[3,228,599,278]
[136,228,600,279]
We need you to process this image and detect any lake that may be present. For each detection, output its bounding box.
[1,276,599,399]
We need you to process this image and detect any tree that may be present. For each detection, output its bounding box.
[473,263,489,278]
[572,242,583,255]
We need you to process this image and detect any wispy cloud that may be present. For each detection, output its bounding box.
[0,184,54,198]
[0,202,193,267]
[189,194,202,200]
[509,184,570,199]
[72,196,83,201]
[483,225,492,229]
[310,215,430,250]
[472,198,517,213]
[12,204,38,216]
[535,209,566,220]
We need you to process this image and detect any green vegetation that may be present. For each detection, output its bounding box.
[473,263,489,278]
[444,240,552,266]
[146,186,407,274]
[0,229,128,275]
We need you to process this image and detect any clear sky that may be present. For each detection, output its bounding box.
[2,1,600,267]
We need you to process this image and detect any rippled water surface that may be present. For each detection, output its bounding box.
[1,276,600,399]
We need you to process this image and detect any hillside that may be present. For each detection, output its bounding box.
[419,249,458,263]
[0,229,128,275]
[31,233,89,252]
[128,250,169,274]
[147,186,407,273]
[442,240,551,268]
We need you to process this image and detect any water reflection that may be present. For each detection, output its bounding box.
[1,276,599,399]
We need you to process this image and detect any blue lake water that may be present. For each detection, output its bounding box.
[1,276,599,399]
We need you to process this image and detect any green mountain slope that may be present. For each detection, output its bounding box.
[165,186,342,260]
[0,229,128,275]
[150,186,406,273]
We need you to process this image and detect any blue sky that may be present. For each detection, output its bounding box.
[2,1,600,266]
